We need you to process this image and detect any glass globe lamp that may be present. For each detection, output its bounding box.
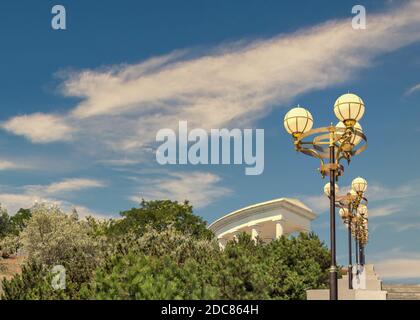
[339,208,350,219]
[334,93,365,127]
[352,177,368,193]
[324,182,339,197]
[357,204,368,217]
[336,121,363,148]
[284,107,313,138]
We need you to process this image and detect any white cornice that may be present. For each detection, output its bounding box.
[208,198,316,233]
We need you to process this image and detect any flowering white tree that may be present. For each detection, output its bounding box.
[19,203,102,284]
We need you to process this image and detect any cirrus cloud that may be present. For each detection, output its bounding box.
[2,113,73,143]
[2,1,420,157]
[0,178,107,218]
[130,171,232,209]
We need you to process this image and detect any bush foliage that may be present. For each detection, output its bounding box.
[1,200,330,300]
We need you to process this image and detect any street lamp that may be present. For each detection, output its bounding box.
[339,207,354,289]
[324,178,368,290]
[284,93,368,300]
[349,176,369,267]
[354,203,369,266]
[326,177,368,290]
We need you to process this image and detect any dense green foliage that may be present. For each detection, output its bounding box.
[0,208,32,239]
[1,200,330,300]
[2,261,72,300]
[0,207,32,258]
[0,208,10,239]
[9,209,32,236]
[108,199,213,240]
[81,230,329,300]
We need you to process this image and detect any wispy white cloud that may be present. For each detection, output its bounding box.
[0,159,27,171]
[299,194,330,214]
[404,83,420,96]
[368,204,401,218]
[130,171,232,209]
[22,178,105,196]
[0,193,45,214]
[2,1,420,161]
[96,159,141,166]
[394,221,420,232]
[373,248,420,279]
[44,178,105,195]
[0,194,108,220]
[373,220,420,233]
[2,113,73,143]
[376,258,420,279]
[302,179,420,215]
[366,180,420,201]
[0,178,106,217]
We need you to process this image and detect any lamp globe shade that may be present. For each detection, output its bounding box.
[324,182,339,197]
[336,121,363,146]
[284,107,313,137]
[350,189,358,197]
[352,177,368,193]
[334,93,365,126]
[357,204,368,217]
[339,208,350,219]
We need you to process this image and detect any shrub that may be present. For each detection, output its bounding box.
[0,234,20,258]
[2,200,330,300]
[82,227,221,300]
[82,229,330,300]
[9,209,31,236]
[108,200,214,240]
[1,203,105,299]
[1,261,74,300]
[0,207,11,239]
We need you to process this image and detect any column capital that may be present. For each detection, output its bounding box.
[248,223,262,230]
[271,215,284,223]
[230,229,240,242]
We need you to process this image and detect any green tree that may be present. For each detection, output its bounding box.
[2,200,330,300]
[0,208,32,257]
[1,261,72,300]
[9,208,31,236]
[82,229,330,300]
[108,200,213,240]
[260,232,330,299]
[82,227,222,300]
[0,207,11,239]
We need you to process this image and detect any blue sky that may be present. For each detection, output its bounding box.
[1,0,420,281]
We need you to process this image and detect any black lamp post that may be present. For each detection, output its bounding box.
[284,93,368,300]
[347,215,353,289]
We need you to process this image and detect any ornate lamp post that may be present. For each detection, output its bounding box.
[325,177,368,290]
[284,93,368,300]
[339,207,353,288]
[353,202,369,266]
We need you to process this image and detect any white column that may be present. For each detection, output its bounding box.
[250,225,261,243]
[232,230,240,242]
[218,237,227,250]
[275,221,284,239]
[251,225,260,241]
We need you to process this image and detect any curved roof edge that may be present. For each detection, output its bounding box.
[208,198,316,232]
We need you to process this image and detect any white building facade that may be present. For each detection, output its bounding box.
[209,198,316,248]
